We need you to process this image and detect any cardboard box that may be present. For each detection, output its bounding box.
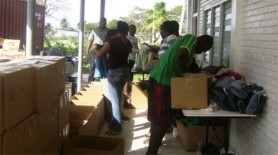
[63,135,124,154]
[78,99,105,136]
[176,120,224,151]
[31,56,66,95]
[36,102,58,152]
[41,139,59,154]
[31,60,61,113]
[69,105,95,138]
[0,66,35,131]
[176,121,205,151]
[58,93,69,132]
[171,73,208,109]
[70,97,103,107]
[131,83,148,109]
[69,105,95,120]
[2,114,39,154]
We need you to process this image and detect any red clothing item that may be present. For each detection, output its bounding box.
[148,78,174,124]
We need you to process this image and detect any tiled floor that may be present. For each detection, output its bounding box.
[99,108,196,155]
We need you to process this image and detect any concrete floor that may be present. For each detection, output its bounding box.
[99,108,196,155]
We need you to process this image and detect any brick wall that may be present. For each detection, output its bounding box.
[230,0,278,154]
[189,0,278,154]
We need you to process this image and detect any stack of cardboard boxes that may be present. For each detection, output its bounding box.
[0,56,68,154]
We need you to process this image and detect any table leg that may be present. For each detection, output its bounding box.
[223,118,234,155]
[205,118,209,145]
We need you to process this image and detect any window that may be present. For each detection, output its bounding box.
[221,1,232,67]
[204,10,211,63]
[192,0,199,35]
[203,0,232,67]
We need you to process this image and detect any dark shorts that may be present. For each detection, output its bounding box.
[147,78,175,124]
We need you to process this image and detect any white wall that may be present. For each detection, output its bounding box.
[230,0,278,154]
[189,0,278,154]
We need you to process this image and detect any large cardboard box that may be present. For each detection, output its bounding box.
[176,120,224,151]
[31,56,66,95]
[2,114,39,154]
[32,60,60,113]
[176,121,205,151]
[69,105,95,138]
[171,73,208,109]
[78,99,105,136]
[0,66,35,131]
[63,135,124,154]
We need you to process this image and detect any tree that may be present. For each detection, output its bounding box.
[60,18,71,30]
[45,23,53,35]
[36,0,69,20]
[107,19,117,29]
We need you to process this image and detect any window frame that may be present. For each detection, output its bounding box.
[202,0,232,67]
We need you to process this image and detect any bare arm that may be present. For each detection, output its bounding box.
[178,47,189,73]
[86,40,93,58]
[94,41,110,57]
[143,43,159,54]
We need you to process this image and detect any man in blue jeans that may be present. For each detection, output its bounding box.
[86,17,109,82]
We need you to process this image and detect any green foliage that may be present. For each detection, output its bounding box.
[107,19,117,29]
[44,29,79,56]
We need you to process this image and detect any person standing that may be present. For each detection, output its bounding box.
[123,24,139,107]
[145,20,178,60]
[94,21,132,133]
[86,17,109,82]
[146,34,213,155]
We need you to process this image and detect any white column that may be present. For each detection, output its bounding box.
[100,0,105,18]
[26,0,36,56]
[77,0,85,92]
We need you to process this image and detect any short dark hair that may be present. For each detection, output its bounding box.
[117,21,129,33]
[196,35,214,54]
[160,21,173,33]
[170,20,179,36]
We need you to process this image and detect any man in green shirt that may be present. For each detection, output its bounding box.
[146,34,213,155]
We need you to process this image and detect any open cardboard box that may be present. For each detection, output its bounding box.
[63,135,124,154]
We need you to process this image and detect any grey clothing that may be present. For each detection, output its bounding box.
[88,27,109,46]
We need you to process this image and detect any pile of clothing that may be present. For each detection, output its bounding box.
[203,66,267,115]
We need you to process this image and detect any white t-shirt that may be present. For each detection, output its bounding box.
[127,34,139,61]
